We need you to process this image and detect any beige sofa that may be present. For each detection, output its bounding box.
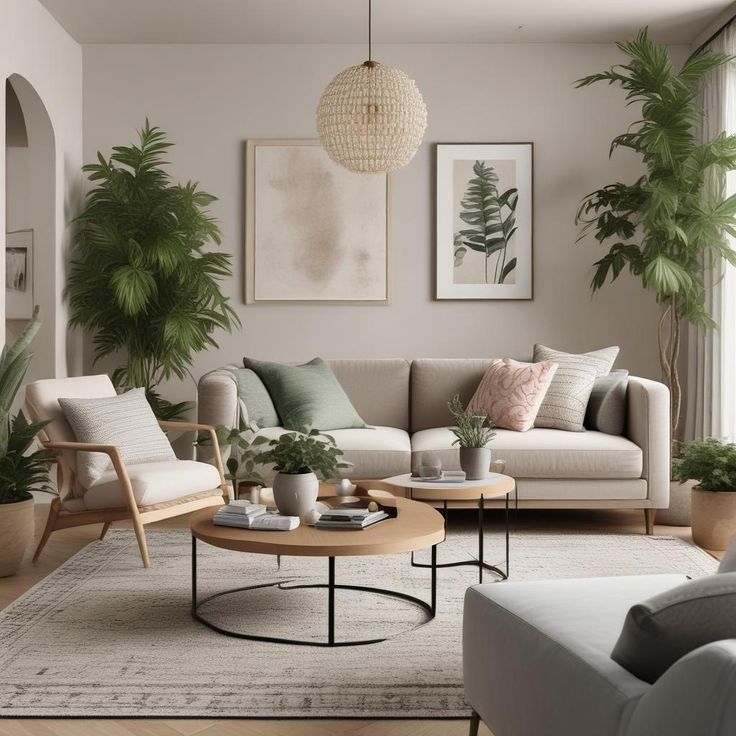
[197,359,670,521]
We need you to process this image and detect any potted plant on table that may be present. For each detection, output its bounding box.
[0,309,55,577]
[575,30,736,524]
[448,394,496,480]
[673,438,736,550]
[254,429,350,517]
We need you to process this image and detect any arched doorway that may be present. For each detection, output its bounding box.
[4,74,56,385]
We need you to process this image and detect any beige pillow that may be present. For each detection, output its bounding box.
[467,358,558,432]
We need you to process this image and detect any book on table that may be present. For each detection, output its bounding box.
[213,503,299,531]
[315,507,390,530]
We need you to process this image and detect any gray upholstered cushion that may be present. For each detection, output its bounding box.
[717,537,736,573]
[235,368,280,428]
[533,344,619,432]
[611,573,736,683]
[243,357,366,431]
[59,388,176,488]
[585,370,629,435]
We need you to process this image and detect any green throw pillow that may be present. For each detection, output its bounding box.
[235,368,280,428]
[243,357,366,431]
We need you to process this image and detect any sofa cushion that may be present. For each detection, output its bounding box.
[235,367,280,428]
[411,358,495,432]
[256,426,411,479]
[534,344,619,432]
[82,460,222,510]
[464,575,687,736]
[586,370,629,435]
[244,357,366,431]
[468,358,558,432]
[411,426,643,479]
[611,572,736,683]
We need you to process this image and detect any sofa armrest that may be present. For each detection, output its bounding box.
[626,641,736,736]
[196,368,239,463]
[626,377,670,508]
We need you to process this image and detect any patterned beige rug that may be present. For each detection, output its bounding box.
[0,528,717,718]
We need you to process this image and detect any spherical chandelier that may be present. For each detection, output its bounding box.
[316,0,427,173]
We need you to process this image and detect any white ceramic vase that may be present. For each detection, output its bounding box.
[272,471,319,518]
[656,479,695,527]
[0,497,34,577]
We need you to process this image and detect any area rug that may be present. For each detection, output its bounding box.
[0,528,717,718]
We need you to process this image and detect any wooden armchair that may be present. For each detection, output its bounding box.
[25,375,228,568]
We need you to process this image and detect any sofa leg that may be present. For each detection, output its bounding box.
[469,709,480,736]
[644,509,655,536]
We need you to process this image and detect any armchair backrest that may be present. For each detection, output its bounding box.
[25,374,117,447]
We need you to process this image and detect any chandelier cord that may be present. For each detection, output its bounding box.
[368,0,372,62]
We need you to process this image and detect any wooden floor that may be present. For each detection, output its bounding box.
[0,504,711,736]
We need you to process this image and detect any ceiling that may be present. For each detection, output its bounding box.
[39,0,732,45]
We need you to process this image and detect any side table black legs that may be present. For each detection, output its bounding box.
[191,537,439,646]
[410,491,511,582]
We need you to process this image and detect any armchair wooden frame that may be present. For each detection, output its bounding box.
[32,420,228,568]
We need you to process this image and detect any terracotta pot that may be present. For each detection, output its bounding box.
[691,487,736,550]
[272,471,319,518]
[657,479,695,527]
[0,497,34,577]
[459,447,491,481]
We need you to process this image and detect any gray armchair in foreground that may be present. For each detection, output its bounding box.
[463,546,736,736]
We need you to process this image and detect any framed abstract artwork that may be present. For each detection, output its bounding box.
[5,229,33,319]
[436,143,533,300]
[245,139,390,303]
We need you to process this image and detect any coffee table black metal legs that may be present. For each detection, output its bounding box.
[191,537,438,647]
[410,491,510,582]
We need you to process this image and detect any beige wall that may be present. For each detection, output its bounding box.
[82,42,688,406]
[1,0,83,377]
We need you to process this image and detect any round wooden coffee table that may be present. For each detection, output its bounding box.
[189,495,445,647]
[381,473,516,582]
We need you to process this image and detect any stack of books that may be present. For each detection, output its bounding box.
[213,501,300,531]
[315,507,389,530]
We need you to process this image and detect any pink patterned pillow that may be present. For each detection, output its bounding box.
[468,358,558,432]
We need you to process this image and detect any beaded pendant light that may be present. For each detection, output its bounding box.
[316,0,427,173]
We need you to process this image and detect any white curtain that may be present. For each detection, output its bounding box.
[687,23,736,442]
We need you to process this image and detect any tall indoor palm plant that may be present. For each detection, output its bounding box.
[576,29,736,445]
[68,121,239,419]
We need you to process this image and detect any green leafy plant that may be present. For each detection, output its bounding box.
[672,438,736,492]
[254,429,351,479]
[454,160,518,284]
[199,423,271,490]
[67,121,240,420]
[0,308,54,504]
[447,394,496,448]
[575,28,736,445]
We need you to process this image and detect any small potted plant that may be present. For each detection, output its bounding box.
[0,309,55,577]
[673,438,736,550]
[255,429,350,517]
[447,394,496,480]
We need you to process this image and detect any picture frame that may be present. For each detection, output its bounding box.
[436,143,533,300]
[5,228,34,319]
[245,139,391,304]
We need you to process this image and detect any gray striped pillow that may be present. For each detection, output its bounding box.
[59,388,176,488]
[533,344,619,431]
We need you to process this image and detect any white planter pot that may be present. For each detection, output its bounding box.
[691,487,736,551]
[272,472,319,518]
[459,447,491,480]
[656,479,695,527]
[0,497,34,577]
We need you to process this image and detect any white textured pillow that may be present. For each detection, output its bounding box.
[533,344,619,431]
[59,388,176,488]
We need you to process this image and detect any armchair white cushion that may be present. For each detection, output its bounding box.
[82,459,222,510]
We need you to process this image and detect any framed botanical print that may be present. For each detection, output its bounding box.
[245,139,390,304]
[5,229,34,319]
[436,143,533,299]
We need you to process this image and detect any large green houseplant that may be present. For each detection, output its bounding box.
[575,29,736,446]
[68,121,239,419]
[0,308,55,577]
